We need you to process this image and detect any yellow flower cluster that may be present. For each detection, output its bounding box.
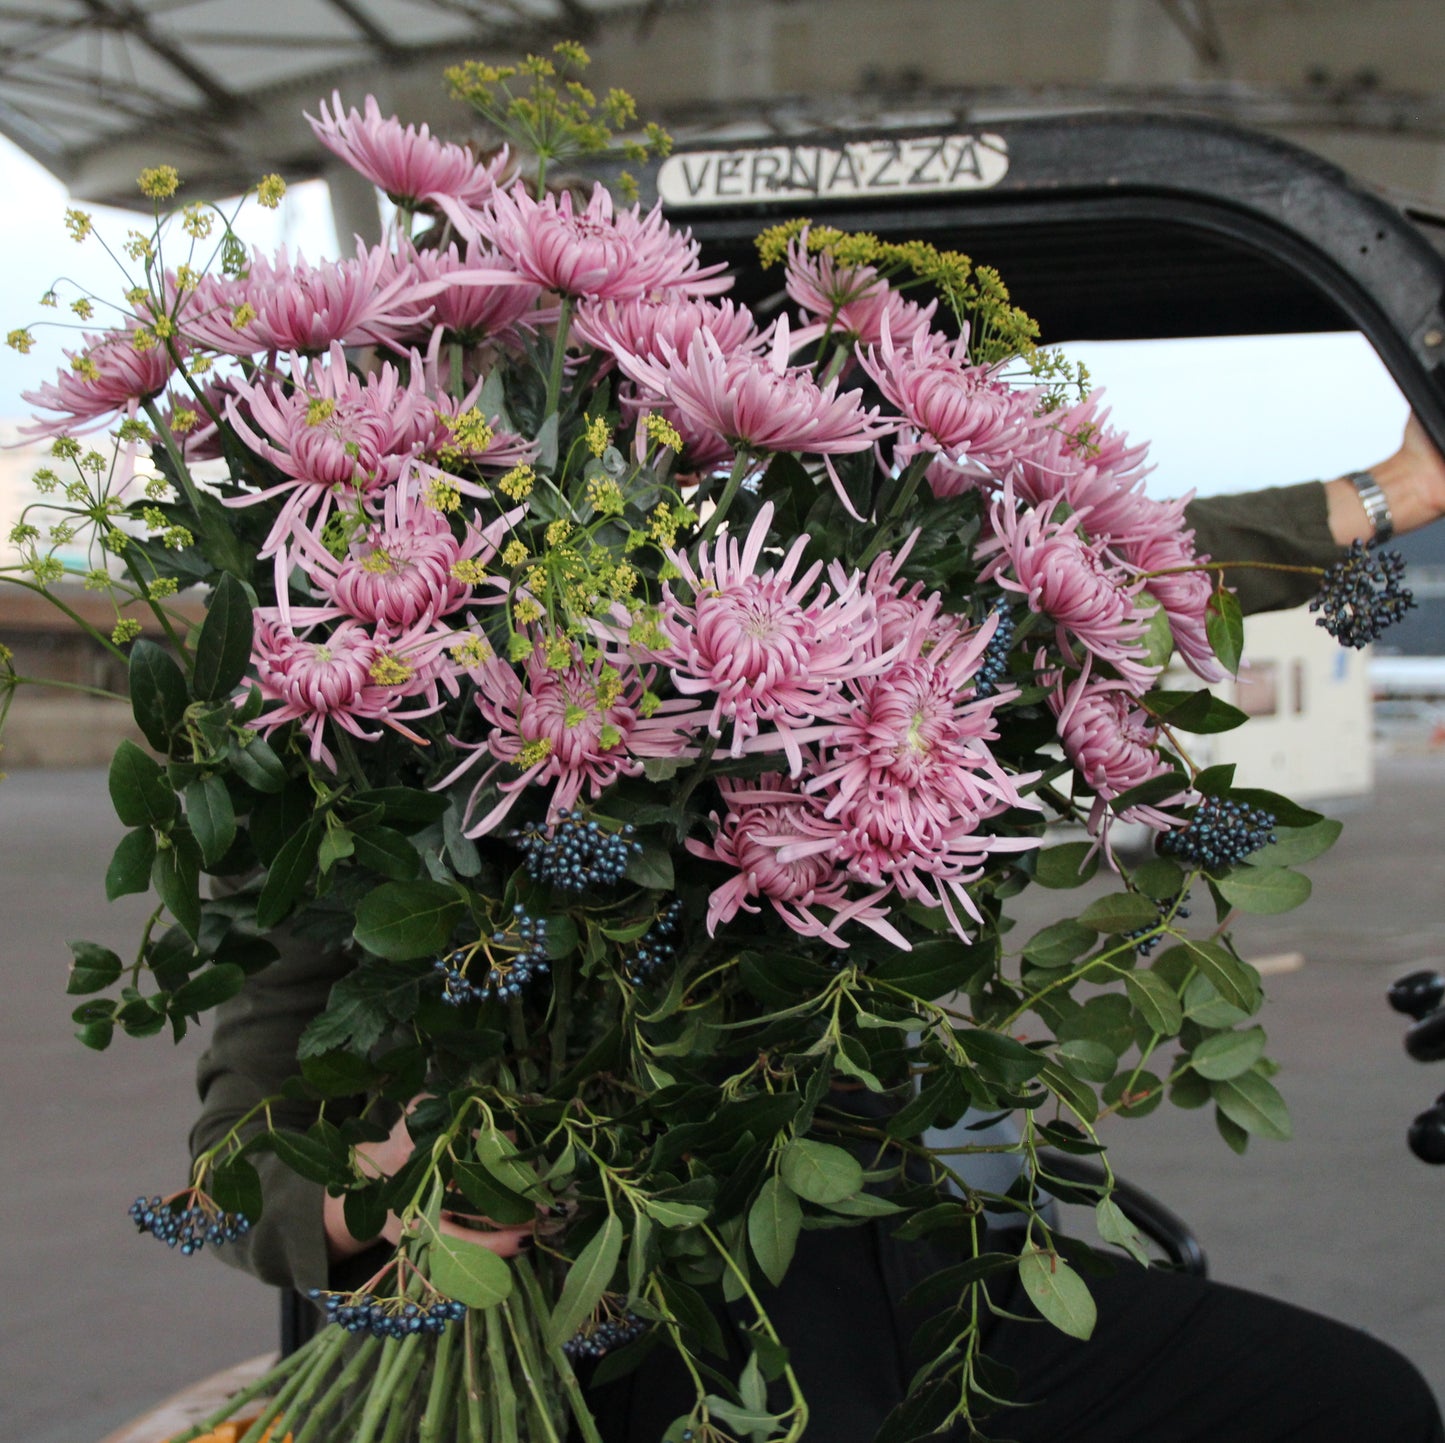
[137,165,181,200]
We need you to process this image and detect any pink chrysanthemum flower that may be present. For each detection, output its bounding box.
[464,182,729,301]
[22,324,182,435]
[225,342,436,555]
[655,502,883,772]
[308,92,507,210]
[249,614,450,769]
[1119,497,1225,681]
[439,642,698,837]
[980,487,1156,691]
[177,243,427,357]
[377,238,543,347]
[286,474,514,630]
[786,618,1040,936]
[1046,655,1188,839]
[685,774,907,949]
[784,234,937,348]
[857,318,1039,475]
[573,294,762,370]
[618,318,893,510]
[1011,395,1155,544]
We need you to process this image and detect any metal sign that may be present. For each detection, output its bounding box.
[656,133,1010,208]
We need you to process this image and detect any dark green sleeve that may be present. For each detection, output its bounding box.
[191,930,353,1292]
[1184,481,1344,616]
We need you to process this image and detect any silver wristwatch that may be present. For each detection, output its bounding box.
[1348,469,1394,544]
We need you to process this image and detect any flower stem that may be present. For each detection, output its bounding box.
[502,1294,564,1443]
[237,1326,350,1443]
[164,1342,315,1443]
[698,452,755,545]
[418,1316,459,1443]
[514,1254,606,1443]
[464,1309,488,1438]
[485,1302,522,1443]
[291,1332,383,1443]
[543,295,574,420]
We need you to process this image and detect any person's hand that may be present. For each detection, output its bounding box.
[321,1101,536,1262]
[1327,411,1445,543]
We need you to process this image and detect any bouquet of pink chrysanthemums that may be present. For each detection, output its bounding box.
[5,44,1351,1443]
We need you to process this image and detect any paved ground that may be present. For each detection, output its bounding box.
[5,757,1445,1442]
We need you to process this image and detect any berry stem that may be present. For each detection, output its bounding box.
[290,1332,383,1443]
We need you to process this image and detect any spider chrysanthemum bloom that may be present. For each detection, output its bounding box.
[467,182,729,301]
[784,233,937,349]
[22,324,183,435]
[225,342,437,555]
[379,238,543,348]
[857,316,1039,476]
[653,502,883,772]
[980,487,1156,690]
[685,773,907,949]
[573,294,763,371]
[308,92,508,210]
[439,642,699,837]
[1045,656,1187,840]
[176,243,430,357]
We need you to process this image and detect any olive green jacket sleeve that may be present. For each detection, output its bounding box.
[191,929,353,1293]
[1183,481,1344,617]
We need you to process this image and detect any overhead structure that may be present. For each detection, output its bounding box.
[0,0,1443,211]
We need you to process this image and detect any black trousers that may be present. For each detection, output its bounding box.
[589,1223,1444,1443]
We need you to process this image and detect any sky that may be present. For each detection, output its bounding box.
[0,135,1411,500]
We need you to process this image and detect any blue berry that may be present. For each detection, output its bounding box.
[562,1303,649,1361]
[307,1286,467,1339]
[129,1191,250,1254]
[973,600,1016,699]
[1124,889,1191,956]
[433,908,550,1005]
[512,811,641,893]
[627,900,683,983]
[1310,540,1415,649]
[1160,798,1275,869]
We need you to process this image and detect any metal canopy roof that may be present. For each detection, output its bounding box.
[0,0,657,201]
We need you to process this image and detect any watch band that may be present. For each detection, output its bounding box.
[1348,469,1394,544]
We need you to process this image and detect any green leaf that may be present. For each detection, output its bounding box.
[1211,1070,1292,1140]
[871,936,988,1000]
[1129,857,1185,900]
[450,1160,537,1226]
[105,828,156,900]
[1158,939,1261,1013]
[318,827,356,873]
[1108,771,1190,814]
[1102,1069,1164,1117]
[1145,688,1248,735]
[227,734,288,793]
[353,880,465,961]
[1215,1108,1251,1154]
[1140,598,1175,670]
[255,822,322,931]
[350,826,422,881]
[1181,972,1251,1029]
[296,961,423,1058]
[748,1176,802,1287]
[1124,971,1183,1037]
[298,1049,377,1098]
[152,835,202,941]
[1244,818,1343,871]
[549,1215,623,1346]
[192,572,254,702]
[209,1157,264,1224]
[1095,1198,1149,1266]
[958,1029,1046,1087]
[108,739,177,828]
[1056,1038,1118,1084]
[1077,893,1162,934]
[1032,842,1100,890]
[185,775,236,867]
[1194,764,1237,797]
[66,941,123,995]
[1018,1247,1096,1340]
[428,1232,514,1310]
[639,1197,710,1229]
[1023,919,1096,970]
[1228,787,1323,830]
[170,963,245,1015]
[1215,867,1312,915]
[269,1128,350,1186]
[624,840,674,891]
[1206,589,1244,674]
[351,788,450,831]
[128,639,189,750]
[778,1140,864,1206]
[343,1187,388,1246]
[1190,1026,1268,1081]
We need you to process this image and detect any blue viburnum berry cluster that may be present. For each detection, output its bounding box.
[1127,889,1192,956]
[562,1302,650,1361]
[1310,539,1415,649]
[308,1286,468,1338]
[129,1192,251,1254]
[973,601,1017,699]
[627,899,683,982]
[435,906,550,1004]
[1161,798,1277,869]
[513,811,642,892]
